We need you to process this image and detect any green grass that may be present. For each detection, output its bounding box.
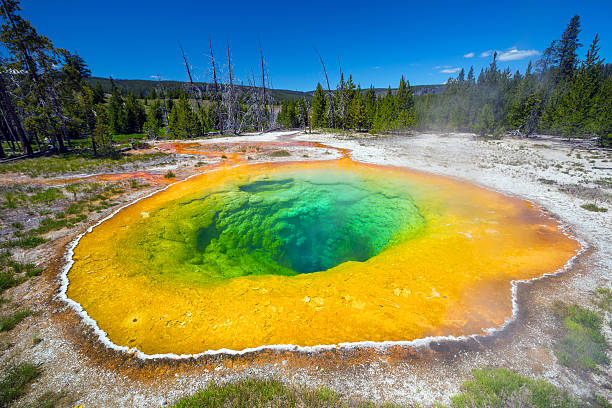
[170,378,397,408]
[2,235,47,249]
[28,187,64,203]
[164,170,176,179]
[171,372,590,408]
[0,363,41,406]
[0,271,22,292]
[1,192,26,209]
[450,367,579,408]
[593,288,612,313]
[581,203,608,212]
[553,302,610,372]
[1,181,134,250]
[26,391,65,408]
[0,152,170,177]
[112,133,147,141]
[0,252,42,292]
[0,309,31,331]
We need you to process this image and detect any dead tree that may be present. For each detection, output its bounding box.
[225,41,240,134]
[260,44,269,131]
[316,50,335,128]
[338,58,346,130]
[250,68,262,131]
[179,42,201,109]
[209,37,223,133]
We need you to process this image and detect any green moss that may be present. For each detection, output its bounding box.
[450,367,579,408]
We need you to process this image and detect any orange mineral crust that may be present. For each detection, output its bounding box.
[66,158,580,355]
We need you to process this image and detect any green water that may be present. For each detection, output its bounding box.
[124,169,425,284]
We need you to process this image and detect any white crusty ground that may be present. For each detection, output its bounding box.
[2,131,610,407]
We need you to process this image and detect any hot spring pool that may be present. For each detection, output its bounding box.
[65,159,580,355]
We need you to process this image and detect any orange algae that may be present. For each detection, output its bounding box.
[66,158,580,355]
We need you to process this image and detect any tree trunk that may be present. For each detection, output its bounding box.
[209,37,223,134]
[0,74,32,155]
[179,43,201,110]
[316,51,335,128]
[260,45,268,130]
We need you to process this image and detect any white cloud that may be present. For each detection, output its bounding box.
[497,47,540,61]
[440,67,461,74]
[463,52,475,58]
[433,65,453,70]
[480,50,492,58]
[150,74,163,80]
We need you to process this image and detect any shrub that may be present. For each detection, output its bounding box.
[164,170,176,179]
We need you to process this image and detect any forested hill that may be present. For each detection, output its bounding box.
[85,77,445,101]
[85,77,307,102]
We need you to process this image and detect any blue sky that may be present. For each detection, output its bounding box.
[19,0,612,91]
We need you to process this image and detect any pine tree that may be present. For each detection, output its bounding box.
[348,90,366,130]
[93,103,113,154]
[594,77,612,147]
[311,83,328,128]
[476,104,495,136]
[555,15,582,81]
[143,101,163,138]
[92,82,105,104]
[124,93,146,133]
[107,83,125,134]
[457,68,465,82]
[0,0,68,153]
[168,104,181,138]
[376,87,396,131]
[364,86,377,129]
[168,95,201,139]
[467,66,475,83]
[395,76,415,128]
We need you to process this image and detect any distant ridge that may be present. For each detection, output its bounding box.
[86,77,445,101]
